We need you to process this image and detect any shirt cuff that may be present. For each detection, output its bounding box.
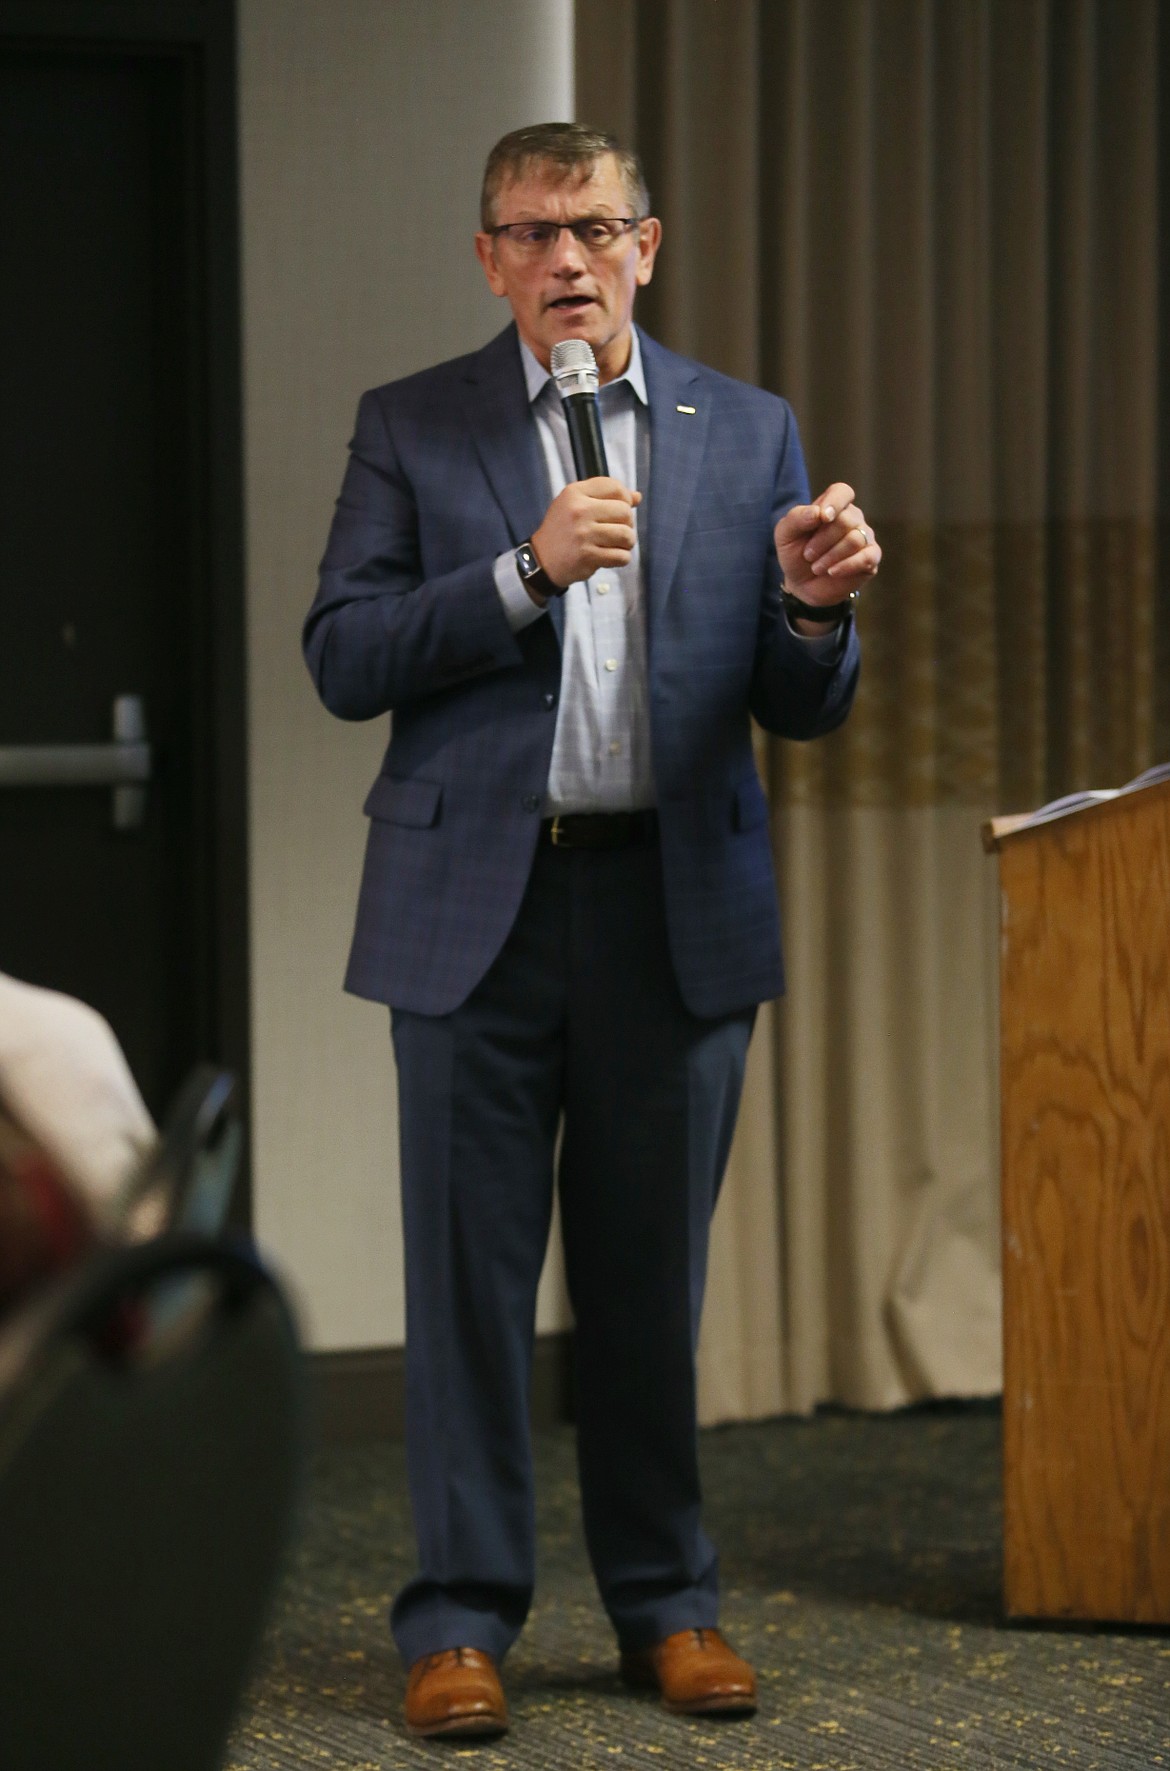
[784,609,848,661]
[494,549,547,631]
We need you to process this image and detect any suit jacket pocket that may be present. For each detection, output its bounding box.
[363,773,442,827]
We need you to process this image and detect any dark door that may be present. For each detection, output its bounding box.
[0,39,228,1120]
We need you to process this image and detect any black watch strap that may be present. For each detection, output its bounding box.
[782,585,859,627]
[515,540,563,599]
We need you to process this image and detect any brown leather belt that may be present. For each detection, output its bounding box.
[539,810,659,850]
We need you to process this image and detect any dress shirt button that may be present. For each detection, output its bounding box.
[596,579,610,595]
[604,658,617,672]
[522,793,540,812]
[609,741,622,756]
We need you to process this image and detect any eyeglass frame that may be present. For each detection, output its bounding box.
[485,214,648,254]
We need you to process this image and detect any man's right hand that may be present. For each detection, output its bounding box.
[530,477,642,590]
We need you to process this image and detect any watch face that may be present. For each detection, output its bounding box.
[517,544,537,578]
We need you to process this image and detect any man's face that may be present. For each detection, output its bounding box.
[474,154,661,383]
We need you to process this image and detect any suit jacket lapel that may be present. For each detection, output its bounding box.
[463,324,545,549]
[641,330,707,623]
[463,324,563,644]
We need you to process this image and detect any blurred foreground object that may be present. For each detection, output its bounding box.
[119,1063,242,1243]
[0,974,244,1312]
[0,1108,95,1309]
[0,973,156,1222]
[0,1232,305,1771]
[0,978,304,1768]
[0,975,306,1765]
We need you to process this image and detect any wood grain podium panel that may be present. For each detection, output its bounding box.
[998,782,1170,1620]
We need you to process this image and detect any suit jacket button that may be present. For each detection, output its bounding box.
[543,692,556,708]
[522,793,540,812]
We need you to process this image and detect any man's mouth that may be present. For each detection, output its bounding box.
[548,295,595,312]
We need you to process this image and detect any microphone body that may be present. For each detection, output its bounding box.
[550,339,608,480]
[563,392,608,480]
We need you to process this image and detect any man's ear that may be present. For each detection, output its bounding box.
[475,233,507,296]
[634,216,662,289]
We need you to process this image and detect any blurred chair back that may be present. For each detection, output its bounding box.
[0,1229,304,1771]
[119,1063,243,1237]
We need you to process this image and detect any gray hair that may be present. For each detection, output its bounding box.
[480,122,650,229]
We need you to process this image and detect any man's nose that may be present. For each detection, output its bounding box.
[548,226,588,273]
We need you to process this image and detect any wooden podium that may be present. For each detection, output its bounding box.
[985,769,1170,1621]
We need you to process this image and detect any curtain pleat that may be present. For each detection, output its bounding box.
[577,0,1169,1418]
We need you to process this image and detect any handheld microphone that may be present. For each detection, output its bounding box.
[550,338,608,480]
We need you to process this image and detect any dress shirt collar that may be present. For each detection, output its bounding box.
[518,326,648,408]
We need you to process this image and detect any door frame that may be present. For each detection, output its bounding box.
[0,0,251,1220]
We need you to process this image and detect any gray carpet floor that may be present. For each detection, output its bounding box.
[226,1406,1170,1769]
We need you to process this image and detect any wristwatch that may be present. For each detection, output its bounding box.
[515,540,563,600]
[781,585,859,627]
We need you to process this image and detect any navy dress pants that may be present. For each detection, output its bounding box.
[388,837,754,1666]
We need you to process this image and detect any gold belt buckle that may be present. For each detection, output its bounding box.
[550,814,563,847]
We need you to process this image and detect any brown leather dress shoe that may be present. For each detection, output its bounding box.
[620,1627,757,1717]
[404,1647,508,1738]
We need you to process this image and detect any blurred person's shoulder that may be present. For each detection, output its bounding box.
[0,974,155,1216]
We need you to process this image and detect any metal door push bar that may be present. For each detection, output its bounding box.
[0,695,152,829]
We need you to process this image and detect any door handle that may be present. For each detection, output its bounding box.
[0,694,152,829]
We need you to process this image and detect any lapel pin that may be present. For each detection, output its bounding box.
[676,403,697,414]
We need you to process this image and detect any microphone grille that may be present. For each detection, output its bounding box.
[550,338,600,398]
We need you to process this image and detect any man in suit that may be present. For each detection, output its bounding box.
[304,123,878,1740]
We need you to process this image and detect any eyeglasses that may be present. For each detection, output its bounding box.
[487,215,645,257]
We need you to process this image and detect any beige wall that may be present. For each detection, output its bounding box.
[239,0,574,1347]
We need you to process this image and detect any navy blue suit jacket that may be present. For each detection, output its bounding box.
[304,323,859,1018]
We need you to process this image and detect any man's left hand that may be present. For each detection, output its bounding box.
[774,482,880,632]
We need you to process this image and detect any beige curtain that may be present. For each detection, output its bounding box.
[577,0,1169,1417]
